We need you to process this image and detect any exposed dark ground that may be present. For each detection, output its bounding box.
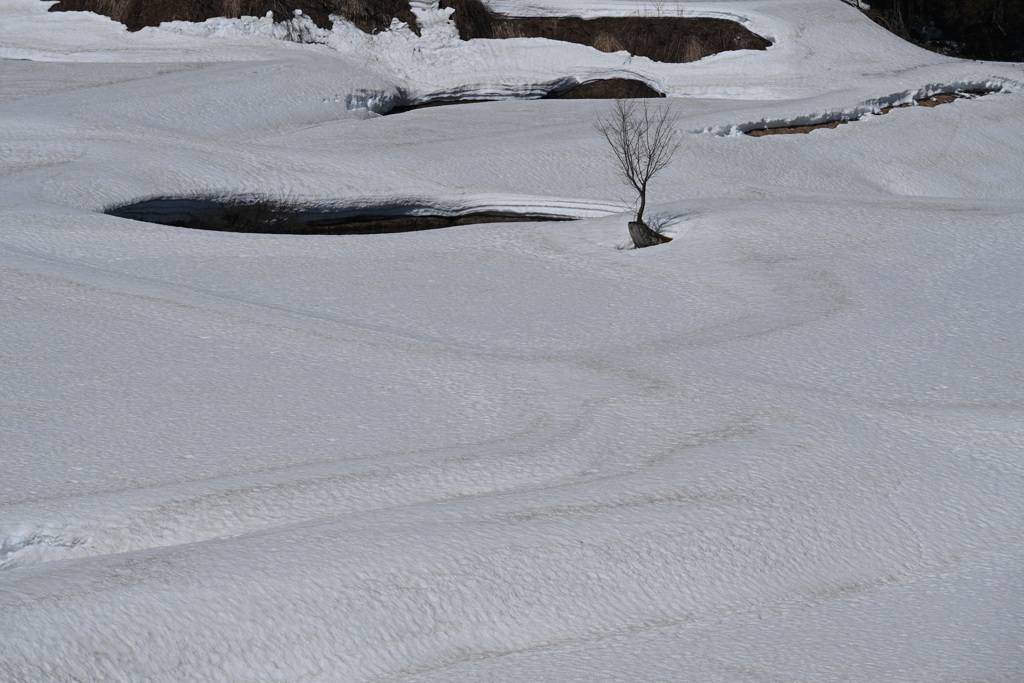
[386,78,664,115]
[746,90,997,136]
[50,0,418,33]
[106,197,575,234]
[50,0,771,63]
[437,0,770,63]
[861,0,1023,61]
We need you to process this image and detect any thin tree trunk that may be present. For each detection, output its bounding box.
[628,221,672,248]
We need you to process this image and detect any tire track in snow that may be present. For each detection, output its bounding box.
[0,240,772,569]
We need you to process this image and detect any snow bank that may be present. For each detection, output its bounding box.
[1,0,1023,681]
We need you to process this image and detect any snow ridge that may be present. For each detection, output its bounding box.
[703,80,1014,136]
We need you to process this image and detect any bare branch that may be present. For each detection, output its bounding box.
[594,98,680,230]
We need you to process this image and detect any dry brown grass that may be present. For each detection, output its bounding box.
[746,91,995,136]
[438,2,771,63]
[50,0,418,32]
[746,120,842,136]
[682,36,705,63]
[439,0,498,40]
[551,79,663,99]
[52,0,770,59]
[915,93,959,107]
[591,31,624,53]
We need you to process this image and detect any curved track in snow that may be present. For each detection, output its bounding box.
[1,1,1023,681]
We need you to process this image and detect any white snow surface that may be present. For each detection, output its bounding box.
[2,0,1023,680]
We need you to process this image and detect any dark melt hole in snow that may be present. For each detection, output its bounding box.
[439,0,772,63]
[106,197,577,235]
[387,78,664,115]
[746,88,999,136]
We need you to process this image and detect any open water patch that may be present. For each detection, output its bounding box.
[106,196,579,234]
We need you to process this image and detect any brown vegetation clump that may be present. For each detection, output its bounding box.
[49,0,418,33]
[52,0,770,60]
[440,0,770,63]
[591,31,624,54]
[682,35,705,63]
[745,90,997,136]
[551,79,663,100]
[746,120,842,137]
[438,0,499,40]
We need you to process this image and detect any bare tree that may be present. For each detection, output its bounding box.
[595,97,681,247]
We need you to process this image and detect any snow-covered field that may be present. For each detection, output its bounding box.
[2,0,1023,680]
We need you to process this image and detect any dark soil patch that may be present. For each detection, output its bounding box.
[106,197,575,234]
[746,121,841,137]
[745,89,996,136]
[50,0,418,33]
[386,78,663,115]
[439,0,771,63]
[910,93,959,107]
[549,79,664,100]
